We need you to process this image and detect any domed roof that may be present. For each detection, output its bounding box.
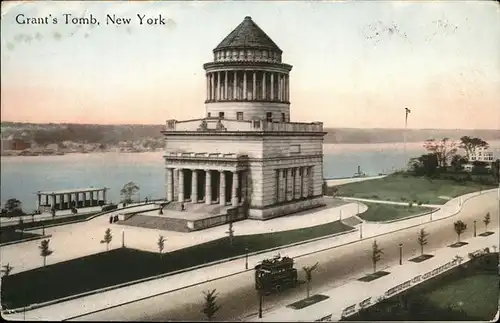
[215,16,282,53]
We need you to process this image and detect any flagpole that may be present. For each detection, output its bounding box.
[404,109,407,170]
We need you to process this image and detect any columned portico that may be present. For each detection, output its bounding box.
[37,187,108,213]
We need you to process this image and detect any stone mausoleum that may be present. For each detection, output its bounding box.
[163,16,325,222]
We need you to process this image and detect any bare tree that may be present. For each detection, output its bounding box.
[157,235,166,256]
[202,289,221,321]
[417,228,429,255]
[39,239,53,266]
[371,240,384,273]
[423,138,458,168]
[100,228,113,251]
[483,212,491,233]
[302,262,319,298]
[1,263,13,277]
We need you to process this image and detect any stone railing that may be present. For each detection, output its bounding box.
[165,119,323,133]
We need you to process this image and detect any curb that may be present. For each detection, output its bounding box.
[4,227,357,315]
[0,234,53,247]
[3,190,495,317]
[360,208,441,224]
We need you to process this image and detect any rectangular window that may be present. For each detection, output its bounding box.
[219,112,225,119]
[237,112,244,120]
[282,113,286,122]
[266,112,273,122]
[283,169,287,178]
[253,120,261,129]
[207,112,211,118]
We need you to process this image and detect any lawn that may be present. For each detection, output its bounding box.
[1,220,353,309]
[328,174,495,205]
[358,202,434,222]
[0,230,41,244]
[343,253,499,321]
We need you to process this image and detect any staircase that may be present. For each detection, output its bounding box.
[341,216,363,227]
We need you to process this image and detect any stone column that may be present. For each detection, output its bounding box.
[286,168,293,201]
[75,192,79,207]
[275,170,280,203]
[292,168,297,200]
[285,75,289,101]
[51,194,56,209]
[67,193,72,208]
[205,170,212,205]
[173,169,179,201]
[233,71,238,100]
[178,169,185,202]
[219,170,226,206]
[231,171,239,206]
[45,195,49,206]
[243,71,247,100]
[294,167,301,199]
[300,167,305,198]
[217,72,221,101]
[206,74,210,101]
[277,73,281,101]
[308,166,314,197]
[252,72,257,100]
[191,169,198,203]
[270,73,274,100]
[302,167,309,198]
[59,194,64,210]
[210,73,215,101]
[167,168,174,201]
[224,71,228,100]
[262,72,266,100]
[103,189,107,204]
[37,194,42,209]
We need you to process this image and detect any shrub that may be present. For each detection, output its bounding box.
[408,202,413,208]
[417,201,423,206]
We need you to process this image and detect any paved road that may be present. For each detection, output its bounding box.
[70,192,498,321]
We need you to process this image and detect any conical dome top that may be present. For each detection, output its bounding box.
[214,16,282,53]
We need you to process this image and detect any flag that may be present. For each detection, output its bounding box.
[405,108,411,126]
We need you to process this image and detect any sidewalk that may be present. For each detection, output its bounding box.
[338,196,442,208]
[258,231,499,322]
[2,190,496,321]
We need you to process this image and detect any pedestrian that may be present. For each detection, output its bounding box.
[181,203,185,211]
[109,216,113,224]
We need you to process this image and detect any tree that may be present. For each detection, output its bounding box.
[409,153,439,177]
[39,239,53,266]
[3,198,24,217]
[450,154,468,172]
[417,229,429,255]
[226,216,235,246]
[459,136,489,160]
[202,289,221,321]
[100,228,113,251]
[423,138,458,168]
[1,263,13,277]
[453,220,467,243]
[483,212,491,233]
[157,235,166,256]
[120,181,140,204]
[371,240,384,273]
[302,262,319,298]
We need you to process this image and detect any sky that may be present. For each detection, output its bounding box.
[1,0,499,129]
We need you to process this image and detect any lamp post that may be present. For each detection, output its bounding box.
[399,243,403,265]
[430,209,433,222]
[122,230,125,248]
[473,220,477,237]
[359,223,363,239]
[245,247,249,270]
[258,290,263,318]
[339,209,342,221]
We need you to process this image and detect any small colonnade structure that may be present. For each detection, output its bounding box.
[36,187,108,212]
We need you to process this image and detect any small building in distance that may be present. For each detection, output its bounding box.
[464,147,496,172]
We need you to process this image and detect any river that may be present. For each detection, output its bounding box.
[2,141,499,211]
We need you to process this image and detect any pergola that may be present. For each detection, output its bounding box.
[36,187,108,212]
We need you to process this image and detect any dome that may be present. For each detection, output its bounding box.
[214,16,282,53]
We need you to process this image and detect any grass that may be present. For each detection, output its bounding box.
[426,274,499,319]
[328,173,495,205]
[0,220,352,309]
[358,202,433,222]
[287,294,330,310]
[358,271,390,282]
[343,253,499,321]
[0,230,41,244]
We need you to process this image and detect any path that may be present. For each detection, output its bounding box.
[325,175,387,186]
